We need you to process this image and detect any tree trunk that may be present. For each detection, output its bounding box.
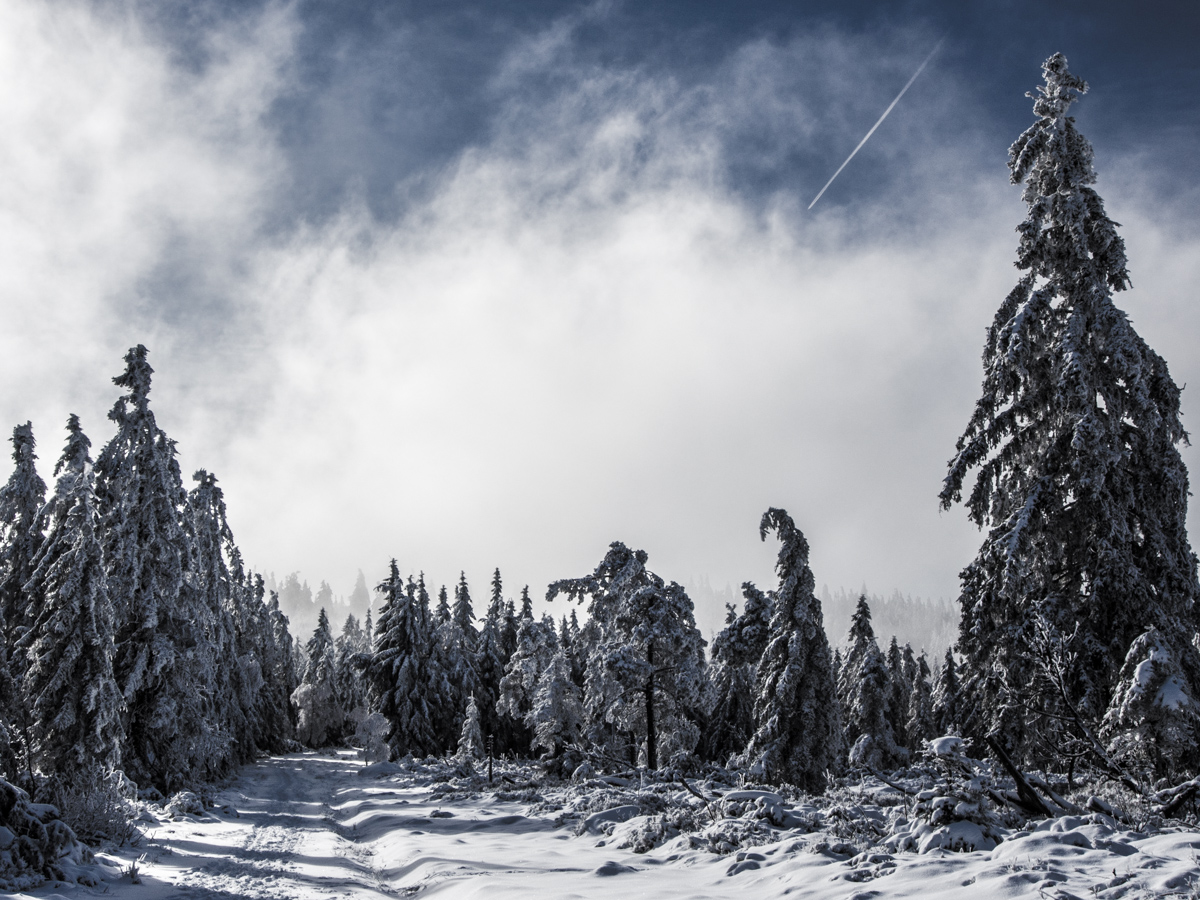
[645,641,657,771]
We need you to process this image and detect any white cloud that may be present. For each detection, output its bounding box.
[3,2,1198,639]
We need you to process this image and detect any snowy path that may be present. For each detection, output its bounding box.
[15,751,1200,900]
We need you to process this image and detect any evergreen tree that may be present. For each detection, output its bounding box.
[738,509,839,791]
[0,422,45,780]
[315,580,334,610]
[365,563,440,757]
[932,647,961,736]
[529,648,584,760]
[452,572,476,645]
[264,587,298,742]
[94,346,200,789]
[549,543,705,770]
[838,596,898,769]
[181,469,240,776]
[457,693,485,762]
[885,637,912,750]
[334,613,369,717]
[292,607,343,746]
[435,585,450,625]
[905,652,936,753]
[349,569,371,612]
[940,54,1200,762]
[475,568,509,746]
[20,416,123,779]
[701,582,771,763]
[1099,627,1200,780]
[497,614,558,753]
[519,585,533,620]
[0,423,45,657]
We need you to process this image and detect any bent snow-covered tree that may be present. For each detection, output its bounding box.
[21,416,123,780]
[940,54,1200,770]
[738,509,839,792]
[548,543,705,771]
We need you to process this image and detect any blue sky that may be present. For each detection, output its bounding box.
[2,0,1197,637]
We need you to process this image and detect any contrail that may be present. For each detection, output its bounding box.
[808,39,944,210]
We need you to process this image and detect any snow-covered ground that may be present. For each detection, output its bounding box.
[13,752,1200,899]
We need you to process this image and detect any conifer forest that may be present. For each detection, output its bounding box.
[2,32,1200,900]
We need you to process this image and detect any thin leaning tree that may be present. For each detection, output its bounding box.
[940,54,1200,775]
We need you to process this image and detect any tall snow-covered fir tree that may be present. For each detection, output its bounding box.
[905,651,936,753]
[0,422,46,779]
[497,614,558,754]
[549,542,705,770]
[94,346,202,788]
[932,647,961,736]
[20,416,123,780]
[528,648,583,762]
[940,54,1200,764]
[700,582,771,763]
[366,562,443,757]
[293,607,343,746]
[837,595,898,769]
[475,568,510,749]
[0,423,46,658]
[737,509,839,792]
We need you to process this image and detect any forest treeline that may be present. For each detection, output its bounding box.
[0,347,295,802]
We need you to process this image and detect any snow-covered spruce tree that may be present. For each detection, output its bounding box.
[1100,627,1200,780]
[885,637,912,751]
[837,596,899,769]
[475,568,510,750]
[548,543,706,771]
[940,54,1200,765]
[0,423,46,657]
[292,607,344,747]
[700,582,772,763]
[457,693,485,762]
[263,585,297,745]
[932,647,961,736]
[435,585,450,625]
[334,613,369,722]
[497,614,559,754]
[94,346,206,789]
[452,572,477,648]
[433,583,479,752]
[0,423,46,781]
[737,509,839,791]
[365,563,442,757]
[906,652,936,754]
[20,416,123,780]
[182,470,246,774]
[529,648,584,762]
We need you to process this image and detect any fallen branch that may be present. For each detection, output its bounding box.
[986,736,1055,818]
[866,767,919,797]
[1027,774,1084,815]
[1156,778,1200,819]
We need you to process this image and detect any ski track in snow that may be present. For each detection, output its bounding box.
[12,751,1200,900]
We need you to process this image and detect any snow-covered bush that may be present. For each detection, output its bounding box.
[356,712,390,763]
[164,791,206,819]
[1101,627,1200,782]
[50,768,137,846]
[884,736,1009,853]
[0,777,94,890]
